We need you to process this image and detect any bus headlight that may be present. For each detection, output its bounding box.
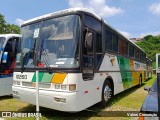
[54,84,76,91]
[61,85,67,90]
[13,81,21,85]
[55,84,60,89]
[69,84,76,91]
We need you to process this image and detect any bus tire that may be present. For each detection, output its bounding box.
[139,75,142,86]
[101,80,113,108]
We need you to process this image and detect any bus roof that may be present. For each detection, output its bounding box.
[0,34,21,39]
[146,57,152,61]
[22,8,101,26]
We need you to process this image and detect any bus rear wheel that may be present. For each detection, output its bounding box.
[101,80,113,108]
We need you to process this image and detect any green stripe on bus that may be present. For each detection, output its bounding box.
[117,56,133,89]
[41,73,54,83]
[32,72,44,82]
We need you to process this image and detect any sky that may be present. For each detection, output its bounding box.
[0,0,160,38]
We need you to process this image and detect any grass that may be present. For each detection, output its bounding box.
[0,74,156,120]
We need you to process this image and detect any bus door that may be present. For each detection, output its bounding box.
[82,28,95,80]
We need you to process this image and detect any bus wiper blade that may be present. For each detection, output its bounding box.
[21,48,32,72]
[21,57,26,72]
[41,49,53,74]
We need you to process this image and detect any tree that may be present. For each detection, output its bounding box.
[143,35,153,41]
[136,35,160,68]
[0,14,6,34]
[0,13,20,34]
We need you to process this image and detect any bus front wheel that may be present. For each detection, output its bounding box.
[101,80,113,108]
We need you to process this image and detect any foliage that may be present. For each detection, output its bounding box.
[136,35,160,68]
[0,13,20,34]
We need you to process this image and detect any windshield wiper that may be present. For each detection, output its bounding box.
[40,48,53,74]
[21,48,31,72]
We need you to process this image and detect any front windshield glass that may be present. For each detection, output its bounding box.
[16,22,41,67]
[16,15,80,68]
[0,37,5,51]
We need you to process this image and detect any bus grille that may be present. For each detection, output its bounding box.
[22,82,51,88]
[39,83,51,88]
[22,82,32,87]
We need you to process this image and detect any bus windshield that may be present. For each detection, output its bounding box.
[0,37,5,51]
[16,15,80,69]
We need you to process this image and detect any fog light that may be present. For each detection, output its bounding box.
[61,85,67,90]
[55,84,60,89]
[54,97,60,102]
[60,98,66,103]
[17,81,21,85]
[69,84,76,91]
[13,91,19,96]
[13,81,17,85]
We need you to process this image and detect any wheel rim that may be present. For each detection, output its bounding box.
[103,85,112,102]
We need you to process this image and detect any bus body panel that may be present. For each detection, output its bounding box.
[12,52,147,111]
[99,53,146,93]
[0,76,12,96]
[99,53,124,94]
[13,72,104,111]
[12,86,79,111]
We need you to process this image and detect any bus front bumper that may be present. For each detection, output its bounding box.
[12,86,81,112]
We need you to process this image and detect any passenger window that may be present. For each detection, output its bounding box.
[105,29,118,52]
[129,45,134,58]
[119,40,128,56]
[96,33,102,67]
[5,38,12,52]
[105,30,112,50]
[84,15,101,32]
[135,49,140,60]
[112,34,118,52]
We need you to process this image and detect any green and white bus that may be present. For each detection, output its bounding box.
[12,8,147,112]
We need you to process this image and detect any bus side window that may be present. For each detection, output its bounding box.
[83,28,94,67]
[5,38,12,52]
[12,38,16,53]
[95,33,102,67]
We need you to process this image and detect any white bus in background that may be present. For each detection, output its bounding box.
[0,34,20,96]
[0,34,20,75]
[12,8,148,112]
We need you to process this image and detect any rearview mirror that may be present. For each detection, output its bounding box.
[2,52,8,63]
[85,32,93,48]
[144,86,151,92]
